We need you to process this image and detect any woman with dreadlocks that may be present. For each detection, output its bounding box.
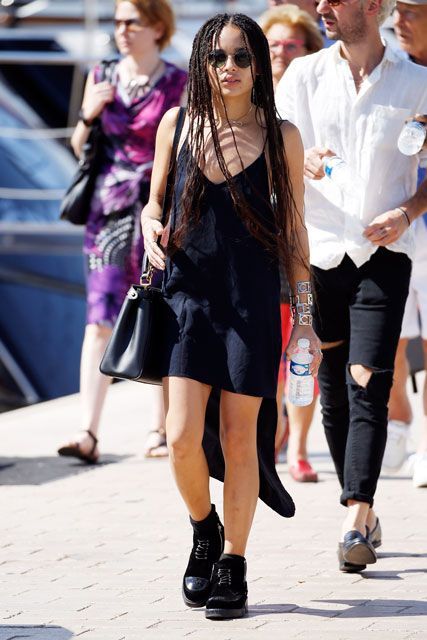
[141,13,321,619]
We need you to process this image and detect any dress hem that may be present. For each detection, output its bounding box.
[161,370,276,400]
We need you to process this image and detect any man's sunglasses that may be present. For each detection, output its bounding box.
[207,49,253,69]
[114,18,144,31]
[315,0,358,7]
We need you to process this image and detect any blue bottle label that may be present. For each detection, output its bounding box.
[290,361,310,377]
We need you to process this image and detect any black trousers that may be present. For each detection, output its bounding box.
[312,248,411,506]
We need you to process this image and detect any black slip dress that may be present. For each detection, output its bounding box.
[160,140,295,518]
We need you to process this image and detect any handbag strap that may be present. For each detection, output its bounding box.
[141,107,186,283]
[161,106,186,225]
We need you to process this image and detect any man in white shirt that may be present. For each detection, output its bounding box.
[276,0,427,572]
[385,0,427,486]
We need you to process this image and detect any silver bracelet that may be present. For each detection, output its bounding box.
[290,286,313,326]
[296,280,312,295]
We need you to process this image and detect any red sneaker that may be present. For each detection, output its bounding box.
[289,460,318,483]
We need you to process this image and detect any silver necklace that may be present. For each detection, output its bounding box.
[216,104,254,128]
[126,59,163,99]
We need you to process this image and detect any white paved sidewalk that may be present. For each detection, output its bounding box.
[0,378,426,640]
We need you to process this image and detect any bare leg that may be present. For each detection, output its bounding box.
[418,340,427,454]
[341,500,370,540]
[275,377,287,454]
[164,377,212,521]
[151,384,166,430]
[58,323,111,457]
[143,385,168,458]
[286,399,317,465]
[220,391,261,556]
[80,324,112,435]
[388,338,412,424]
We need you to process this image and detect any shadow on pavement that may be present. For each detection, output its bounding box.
[378,551,427,559]
[361,568,427,580]
[0,455,130,486]
[0,625,73,639]
[249,597,427,617]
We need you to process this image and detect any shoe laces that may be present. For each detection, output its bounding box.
[217,567,232,586]
[194,538,210,560]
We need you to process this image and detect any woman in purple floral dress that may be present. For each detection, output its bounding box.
[58,0,187,463]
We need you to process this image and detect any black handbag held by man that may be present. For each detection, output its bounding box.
[99,107,186,384]
[60,59,117,225]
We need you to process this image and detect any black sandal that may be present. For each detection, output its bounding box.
[57,429,99,464]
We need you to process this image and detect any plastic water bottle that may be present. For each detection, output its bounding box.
[397,121,427,156]
[288,338,314,407]
[322,156,363,195]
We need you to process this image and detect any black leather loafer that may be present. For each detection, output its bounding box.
[342,530,377,566]
[205,554,248,620]
[182,505,224,608]
[338,542,366,573]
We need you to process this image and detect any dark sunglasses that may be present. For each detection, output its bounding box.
[315,0,356,6]
[207,48,253,69]
[114,18,143,30]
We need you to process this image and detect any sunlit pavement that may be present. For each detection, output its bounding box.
[0,375,426,640]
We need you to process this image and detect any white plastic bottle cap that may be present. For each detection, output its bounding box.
[297,338,310,349]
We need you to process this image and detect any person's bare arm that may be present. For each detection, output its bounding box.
[70,69,114,158]
[140,107,180,270]
[281,121,322,374]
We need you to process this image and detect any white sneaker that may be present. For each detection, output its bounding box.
[411,453,427,488]
[382,420,410,471]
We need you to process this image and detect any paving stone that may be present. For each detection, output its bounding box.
[0,377,426,639]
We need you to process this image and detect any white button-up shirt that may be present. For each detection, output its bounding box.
[276,42,427,270]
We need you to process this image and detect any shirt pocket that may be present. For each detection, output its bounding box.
[366,105,411,152]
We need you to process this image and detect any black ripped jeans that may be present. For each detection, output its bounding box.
[312,248,411,507]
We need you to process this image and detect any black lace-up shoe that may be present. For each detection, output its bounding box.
[205,554,248,619]
[182,504,224,608]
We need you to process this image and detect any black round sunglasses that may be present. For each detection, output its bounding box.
[208,48,253,70]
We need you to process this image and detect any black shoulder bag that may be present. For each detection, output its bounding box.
[99,107,186,384]
[60,59,117,225]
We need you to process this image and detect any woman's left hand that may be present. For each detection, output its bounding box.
[285,324,322,376]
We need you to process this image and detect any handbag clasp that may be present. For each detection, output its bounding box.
[140,264,154,288]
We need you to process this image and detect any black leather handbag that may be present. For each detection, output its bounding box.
[60,59,117,225]
[99,107,186,384]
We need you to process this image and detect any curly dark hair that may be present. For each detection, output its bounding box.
[171,12,306,283]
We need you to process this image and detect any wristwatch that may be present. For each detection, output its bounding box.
[78,109,94,127]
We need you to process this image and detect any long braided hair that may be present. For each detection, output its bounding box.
[172,13,306,282]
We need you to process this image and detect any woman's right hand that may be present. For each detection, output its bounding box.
[82,81,115,122]
[141,217,166,270]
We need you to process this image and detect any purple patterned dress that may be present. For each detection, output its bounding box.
[84,61,187,326]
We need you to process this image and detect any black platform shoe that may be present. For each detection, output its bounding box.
[205,554,248,620]
[182,504,224,608]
